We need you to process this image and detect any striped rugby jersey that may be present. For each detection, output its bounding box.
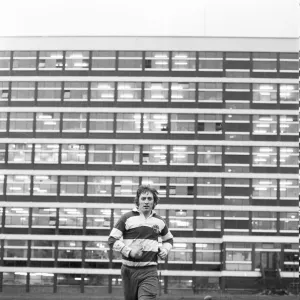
[108,207,173,267]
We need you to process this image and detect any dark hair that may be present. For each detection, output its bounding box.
[134,185,159,208]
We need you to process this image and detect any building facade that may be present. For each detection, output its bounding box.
[0,36,298,295]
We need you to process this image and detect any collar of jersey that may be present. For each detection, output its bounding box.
[132,207,156,216]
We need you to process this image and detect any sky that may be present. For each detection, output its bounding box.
[0,0,298,38]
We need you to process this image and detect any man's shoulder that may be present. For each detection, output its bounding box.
[152,213,166,223]
[120,210,139,221]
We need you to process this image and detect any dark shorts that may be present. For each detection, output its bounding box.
[121,265,158,300]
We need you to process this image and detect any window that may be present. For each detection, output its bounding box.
[197,178,221,198]
[62,113,87,132]
[171,114,195,133]
[225,114,250,141]
[224,210,249,234]
[141,177,167,196]
[168,243,193,262]
[58,210,83,228]
[60,176,85,196]
[0,175,4,194]
[87,176,112,196]
[252,52,277,73]
[279,84,298,103]
[279,147,297,167]
[117,113,141,132]
[0,81,9,101]
[37,82,62,101]
[225,83,250,109]
[89,113,113,132]
[198,51,223,71]
[4,240,28,260]
[224,179,251,199]
[143,113,168,133]
[32,209,57,228]
[279,53,298,73]
[252,115,277,135]
[116,145,140,164]
[252,211,276,232]
[13,51,36,70]
[170,145,194,165]
[118,51,142,70]
[9,112,34,132]
[279,115,298,135]
[171,82,195,102]
[114,176,139,196]
[0,51,10,70]
[144,82,168,102]
[31,240,55,261]
[61,144,86,164]
[34,144,59,164]
[224,146,250,173]
[197,145,221,166]
[8,143,32,163]
[196,244,221,263]
[58,241,82,260]
[86,209,111,228]
[5,208,30,227]
[39,51,63,70]
[253,84,277,104]
[88,144,113,164]
[90,82,114,102]
[0,112,7,131]
[33,175,57,196]
[225,52,250,77]
[252,179,277,199]
[6,175,31,195]
[65,51,89,70]
[117,82,142,102]
[198,83,222,103]
[85,241,109,261]
[279,212,298,231]
[252,146,276,167]
[36,113,60,132]
[0,144,5,162]
[63,82,88,101]
[197,114,222,134]
[145,51,169,71]
[172,52,196,71]
[92,51,116,70]
[169,178,194,197]
[279,179,298,199]
[142,145,166,165]
[196,219,221,231]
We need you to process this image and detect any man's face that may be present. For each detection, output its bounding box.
[138,191,155,214]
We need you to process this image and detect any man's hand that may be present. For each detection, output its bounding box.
[158,248,168,259]
[129,244,143,259]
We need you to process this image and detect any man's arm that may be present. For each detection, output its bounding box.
[158,224,173,259]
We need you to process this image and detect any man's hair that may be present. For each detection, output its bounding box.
[134,185,159,208]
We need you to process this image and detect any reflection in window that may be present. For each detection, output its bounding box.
[87,176,112,196]
[0,175,4,194]
[141,177,167,196]
[11,82,35,101]
[30,273,54,285]
[143,113,168,133]
[88,145,113,164]
[252,115,277,135]
[280,180,298,199]
[145,52,169,71]
[4,240,28,260]
[172,52,196,71]
[279,84,298,103]
[13,51,36,70]
[58,241,82,259]
[0,51,10,70]
[0,112,7,131]
[171,114,195,133]
[92,51,116,70]
[33,175,57,196]
[8,143,32,163]
[196,219,221,231]
[35,144,59,164]
[252,179,277,199]
[0,144,5,162]
[90,82,114,102]
[198,83,222,103]
[279,212,298,231]
[58,210,83,228]
[279,115,298,135]
[63,82,88,101]
[144,82,168,102]
[62,113,87,132]
[31,240,55,260]
[117,113,141,132]
[142,145,166,165]
[32,208,57,228]
[6,175,30,195]
[9,112,34,132]
[169,178,194,197]
[196,243,221,263]
[5,208,29,227]
[36,113,60,132]
[60,176,85,196]
[3,272,27,285]
[86,241,109,261]
[117,82,141,102]
[37,82,62,101]
[253,84,277,104]
[171,82,195,102]
[61,144,86,164]
[197,178,221,198]
[86,209,111,228]
[252,211,276,232]
[252,146,276,167]
[280,147,297,167]
[199,51,223,71]
[0,81,9,101]
[197,114,222,134]
[89,113,113,132]
[118,51,142,70]
[170,145,194,165]
[114,176,139,197]
[65,51,89,70]
[116,145,140,164]
[197,145,221,166]
[39,51,63,70]
[252,52,277,73]
[168,243,193,262]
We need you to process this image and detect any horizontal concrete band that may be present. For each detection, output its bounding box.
[0,266,297,278]
[0,36,298,52]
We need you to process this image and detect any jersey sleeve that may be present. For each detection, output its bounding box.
[160,223,174,253]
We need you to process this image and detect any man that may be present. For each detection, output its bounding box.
[108,185,173,300]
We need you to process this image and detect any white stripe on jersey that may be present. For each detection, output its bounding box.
[110,227,123,239]
[122,260,157,267]
[161,231,173,242]
[123,239,159,252]
[125,215,166,232]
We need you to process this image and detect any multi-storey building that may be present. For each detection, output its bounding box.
[0,36,298,295]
